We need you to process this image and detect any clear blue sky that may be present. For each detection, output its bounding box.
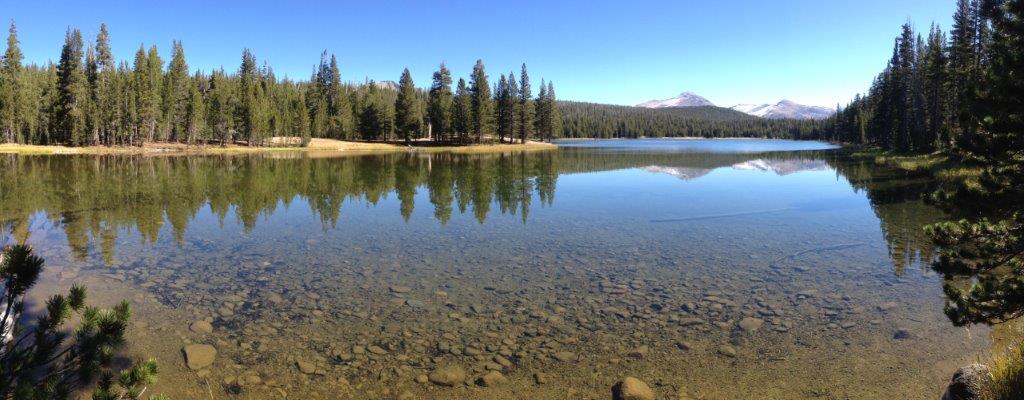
[2,0,955,108]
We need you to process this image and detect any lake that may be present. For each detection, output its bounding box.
[0,139,993,399]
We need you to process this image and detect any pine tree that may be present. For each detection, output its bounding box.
[469,59,492,142]
[927,0,1024,326]
[546,81,562,140]
[90,24,116,145]
[948,0,981,147]
[892,23,917,153]
[427,63,453,143]
[453,78,472,143]
[293,90,311,146]
[507,72,519,142]
[495,73,512,143]
[0,22,24,143]
[327,55,352,139]
[238,48,263,145]
[517,63,534,144]
[55,29,89,145]
[163,41,189,142]
[394,68,420,144]
[921,24,949,149]
[185,74,205,144]
[140,45,163,142]
[207,68,234,145]
[535,79,548,141]
[358,81,391,141]
[307,60,327,137]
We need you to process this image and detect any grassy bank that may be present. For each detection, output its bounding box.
[0,138,557,156]
[847,147,984,182]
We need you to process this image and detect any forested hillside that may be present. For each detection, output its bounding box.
[559,101,828,139]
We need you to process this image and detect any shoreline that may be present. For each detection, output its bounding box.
[0,138,557,156]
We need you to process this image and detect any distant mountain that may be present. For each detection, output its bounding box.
[730,100,834,120]
[636,91,715,108]
[373,80,399,91]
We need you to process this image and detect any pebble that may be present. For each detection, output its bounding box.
[718,345,737,358]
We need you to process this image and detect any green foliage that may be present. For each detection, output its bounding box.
[358,81,392,141]
[394,68,420,144]
[427,63,454,142]
[54,29,88,146]
[517,64,534,143]
[0,21,25,144]
[825,0,997,154]
[453,78,472,143]
[469,59,492,142]
[0,245,160,400]
[559,99,823,139]
[926,0,1024,327]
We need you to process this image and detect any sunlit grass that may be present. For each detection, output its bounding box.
[985,343,1024,400]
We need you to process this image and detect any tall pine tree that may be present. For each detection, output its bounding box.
[0,22,24,143]
[518,63,534,144]
[469,59,492,142]
[394,68,420,144]
[453,78,472,143]
[55,29,88,145]
[427,63,453,143]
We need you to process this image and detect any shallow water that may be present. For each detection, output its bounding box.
[0,140,992,399]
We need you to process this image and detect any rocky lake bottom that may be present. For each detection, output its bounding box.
[1,140,1002,399]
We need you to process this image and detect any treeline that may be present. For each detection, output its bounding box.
[0,23,562,147]
[824,0,994,154]
[831,0,1024,328]
[557,102,828,139]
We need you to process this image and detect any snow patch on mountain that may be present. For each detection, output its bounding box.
[636,92,715,108]
[729,100,834,120]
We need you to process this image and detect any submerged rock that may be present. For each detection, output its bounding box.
[183,344,217,370]
[189,320,213,334]
[717,345,737,358]
[738,317,764,333]
[477,370,508,387]
[428,365,467,386]
[612,376,655,400]
[296,360,316,374]
[553,351,578,362]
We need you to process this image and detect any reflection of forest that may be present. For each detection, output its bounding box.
[0,149,946,274]
[0,152,558,262]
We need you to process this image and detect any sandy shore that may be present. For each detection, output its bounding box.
[0,138,557,156]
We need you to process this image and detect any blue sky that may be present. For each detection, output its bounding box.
[3,0,955,108]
